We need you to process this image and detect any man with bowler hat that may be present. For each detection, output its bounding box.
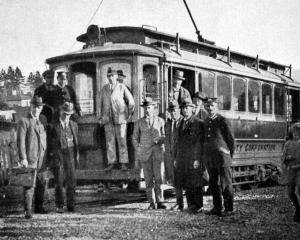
[203,97,235,217]
[132,97,166,210]
[49,102,79,213]
[17,96,48,218]
[168,70,191,106]
[174,98,205,213]
[99,67,135,171]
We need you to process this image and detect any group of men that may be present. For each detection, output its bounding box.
[133,69,235,216]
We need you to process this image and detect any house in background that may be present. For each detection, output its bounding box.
[5,94,31,108]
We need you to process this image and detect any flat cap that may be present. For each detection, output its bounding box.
[180,98,195,108]
[167,100,179,110]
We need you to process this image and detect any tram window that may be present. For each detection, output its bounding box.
[233,78,246,111]
[74,73,94,114]
[198,70,214,97]
[143,64,158,99]
[248,80,260,113]
[101,63,132,89]
[217,75,231,110]
[274,85,285,115]
[262,83,272,114]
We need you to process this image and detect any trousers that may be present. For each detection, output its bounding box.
[104,123,129,164]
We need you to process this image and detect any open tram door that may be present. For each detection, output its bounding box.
[286,87,300,135]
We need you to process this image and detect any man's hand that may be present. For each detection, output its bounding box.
[20,159,28,168]
[193,160,200,169]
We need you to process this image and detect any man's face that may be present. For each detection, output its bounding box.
[31,104,43,118]
[173,78,182,90]
[44,74,54,86]
[144,105,154,117]
[57,74,68,87]
[60,111,71,121]
[192,98,202,107]
[108,74,117,85]
[168,108,181,120]
[181,106,193,118]
[117,76,125,84]
[205,102,218,116]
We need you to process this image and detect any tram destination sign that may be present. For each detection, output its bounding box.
[235,141,284,153]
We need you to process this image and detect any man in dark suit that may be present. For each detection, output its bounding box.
[203,97,235,217]
[17,96,47,219]
[49,102,79,213]
[174,98,205,213]
[168,70,191,106]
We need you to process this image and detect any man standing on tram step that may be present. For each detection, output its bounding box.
[48,102,79,213]
[17,96,48,219]
[174,98,205,213]
[132,97,167,210]
[34,69,57,123]
[99,67,135,171]
[203,97,235,217]
[192,91,209,120]
[168,69,191,106]
[55,71,81,118]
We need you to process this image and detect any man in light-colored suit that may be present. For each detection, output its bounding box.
[99,67,135,171]
[17,96,47,219]
[132,97,166,210]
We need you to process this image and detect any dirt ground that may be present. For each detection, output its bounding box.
[0,186,300,240]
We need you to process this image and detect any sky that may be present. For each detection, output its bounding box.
[0,0,300,78]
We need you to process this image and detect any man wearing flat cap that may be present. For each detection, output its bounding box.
[174,98,205,213]
[132,97,166,210]
[17,96,48,218]
[99,67,135,171]
[192,91,209,120]
[203,97,235,217]
[55,71,81,118]
[168,69,191,106]
[48,102,79,213]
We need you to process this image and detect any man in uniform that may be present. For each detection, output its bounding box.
[203,97,235,217]
[99,67,135,170]
[192,91,209,120]
[49,102,79,213]
[174,98,205,213]
[132,97,166,210]
[55,71,81,117]
[168,70,191,106]
[17,96,47,219]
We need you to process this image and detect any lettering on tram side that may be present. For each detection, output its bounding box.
[235,143,282,153]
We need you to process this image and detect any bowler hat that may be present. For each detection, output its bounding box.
[117,70,126,78]
[180,98,195,108]
[192,91,208,101]
[42,69,54,78]
[61,101,74,115]
[141,97,156,107]
[173,70,185,81]
[30,96,44,107]
[107,67,117,76]
[167,100,179,110]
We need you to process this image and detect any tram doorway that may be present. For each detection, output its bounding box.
[287,89,300,124]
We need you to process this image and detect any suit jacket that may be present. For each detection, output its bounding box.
[174,115,204,187]
[132,116,165,163]
[17,114,47,170]
[55,85,81,114]
[203,113,235,168]
[168,86,191,106]
[49,120,80,168]
[165,116,182,160]
[99,82,135,125]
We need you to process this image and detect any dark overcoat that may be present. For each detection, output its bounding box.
[174,115,205,188]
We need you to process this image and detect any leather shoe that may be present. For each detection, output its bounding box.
[170,204,183,211]
[35,207,48,214]
[205,208,222,216]
[56,207,64,213]
[148,203,156,210]
[25,211,32,219]
[157,203,167,209]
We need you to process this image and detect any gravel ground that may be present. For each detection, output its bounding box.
[0,186,300,240]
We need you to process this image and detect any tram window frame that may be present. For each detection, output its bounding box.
[233,77,246,112]
[274,84,285,116]
[248,80,260,113]
[262,82,273,115]
[217,74,232,111]
[198,70,215,98]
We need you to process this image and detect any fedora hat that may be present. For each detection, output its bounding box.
[117,70,126,78]
[180,98,195,108]
[107,67,117,76]
[173,70,185,81]
[30,96,44,107]
[61,101,74,115]
[192,91,208,101]
[140,97,156,107]
[167,100,179,110]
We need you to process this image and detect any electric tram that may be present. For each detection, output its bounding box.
[41,23,300,187]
